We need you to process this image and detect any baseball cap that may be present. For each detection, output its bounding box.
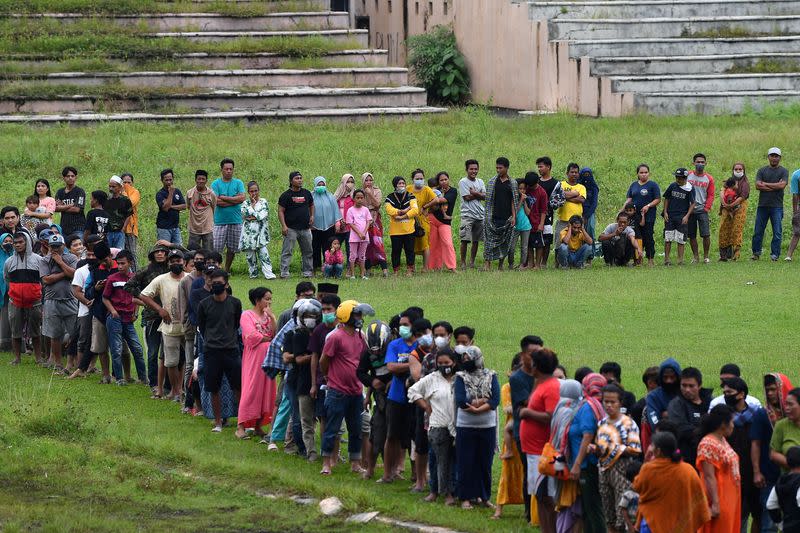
[38,229,54,242]
[167,249,183,260]
[47,233,65,246]
[768,147,782,156]
[674,168,689,179]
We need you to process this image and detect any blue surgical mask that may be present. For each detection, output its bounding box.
[418,333,433,348]
[398,325,412,340]
[414,179,424,188]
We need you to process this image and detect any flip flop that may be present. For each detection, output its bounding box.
[150,393,163,400]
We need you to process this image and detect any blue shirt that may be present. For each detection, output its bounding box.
[515,202,532,231]
[211,178,245,225]
[750,407,781,485]
[155,187,185,229]
[626,180,661,223]
[384,337,417,403]
[790,169,800,195]
[568,403,599,469]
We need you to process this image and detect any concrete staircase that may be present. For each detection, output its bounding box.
[0,3,445,123]
[527,0,800,115]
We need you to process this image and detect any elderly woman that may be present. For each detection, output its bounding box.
[240,181,276,280]
[361,172,388,277]
[718,162,750,261]
[770,388,800,468]
[310,176,342,277]
[454,346,500,509]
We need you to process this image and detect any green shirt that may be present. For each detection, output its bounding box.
[770,418,800,458]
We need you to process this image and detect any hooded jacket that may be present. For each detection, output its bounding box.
[0,232,13,306]
[124,243,169,321]
[578,167,600,220]
[765,372,794,425]
[645,357,682,429]
[3,232,42,308]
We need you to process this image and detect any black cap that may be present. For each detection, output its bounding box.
[317,283,339,294]
[167,249,183,260]
[94,241,111,260]
[674,168,689,179]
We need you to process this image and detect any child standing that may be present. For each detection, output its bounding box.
[508,179,532,269]
[346,189,373,279]
[595,383,642,533]
[662,168,694,266]
[767,446,800,532]
[102,250,147,386]
[323,236,344,278]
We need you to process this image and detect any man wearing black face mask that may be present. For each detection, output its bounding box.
[139,249,186,401]
[197,269,242,433]
[645,357,682,430]
[178,248,208,401]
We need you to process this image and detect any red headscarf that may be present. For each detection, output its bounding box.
[582,373,607,420]
[765,372,793,425]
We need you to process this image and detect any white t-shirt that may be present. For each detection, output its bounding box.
[708,394,762,411]
[71,264,91,317]
[603,223,635,239]
[458,177,486,220]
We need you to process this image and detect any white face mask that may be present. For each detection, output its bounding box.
[434,336,449,349]
[414,179,424,188]
[733,171,744,178]
[454,344,468,355]
[303,317,317,329]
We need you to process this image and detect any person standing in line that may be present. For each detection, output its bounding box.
[346,189,373,279]
[310,176,342,277]
[524,172,549,270]
[39,233,78,373]
[667,367,712,467]
[104,175,133,250]
[121,173,140,269]
[384,176,419,276]
[4,232,43,365]
[718,163,750,261]
[536,157,558,267]
[752,147,789,261]
[624,163,661,267]
[785,164,800,261]
[508,179,532,269]
[84,241,117,384]
[687,153,716,264]
[483,157,519,271]
[155,169,186,246]
[177,249,207,408]
[211,158,246,273]
[0,232,15,353]
[579,167,600,262]
[409,169,439,271]
[697,405,742,533]
[55,166,86,236]
[186,169,217,252]
[662,168,695,266]
[239,180,276,280]
[278,171,315,279]
[360,172,389,277]
[555,163,587,238]
[458,159,486,269]
[333,173,356,260]
[427,171,458,273]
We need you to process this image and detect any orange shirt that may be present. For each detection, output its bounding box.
[123,183,140,236]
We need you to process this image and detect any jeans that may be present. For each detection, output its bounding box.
[143,318,163,387]
[322,263,343,278]
[321,387,363,460]
[298,394,317,456]
[156,227,182,246]
[279,228,313,278]
[758,485,777,532]
[751,206,783,258]
[283,379,305,455]
[509,229,530,267]
[124,233,137,270]
[556,243,591,267]
[106,231,125,250]
[428,427,456,496]
[106,316,146,382]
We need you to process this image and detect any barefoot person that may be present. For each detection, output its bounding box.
[483,157,519,271]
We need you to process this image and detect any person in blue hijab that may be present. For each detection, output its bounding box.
[310,176,342,276]
[0,232,14,351]
[578,167,600,260]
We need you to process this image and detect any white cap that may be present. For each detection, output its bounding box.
[768,147,782,156]
[109,175,123,184]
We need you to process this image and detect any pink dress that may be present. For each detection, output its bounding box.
[238,309,276,428]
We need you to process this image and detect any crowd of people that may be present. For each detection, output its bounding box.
[1,152,800,532]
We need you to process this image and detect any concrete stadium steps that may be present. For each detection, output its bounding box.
[633,90,800,114]
[589,53,800,76]
[0,50,389,71]
[567,35,800,58]
[610,72,800,92]
[146,29,369,45]
[548,15,800,40]
[529,0,800,20]
[3,67,409,89]
[0,86,428,114]
[2,12,351,31]
[165,0,328,7]
[0,106,448,124]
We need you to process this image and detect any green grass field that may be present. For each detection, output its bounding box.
[1,109,800,531]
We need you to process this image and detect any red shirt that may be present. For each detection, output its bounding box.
[520,376,561,455]
[103,270,136,323]
[322,327,367,396]
[526,185,549,230]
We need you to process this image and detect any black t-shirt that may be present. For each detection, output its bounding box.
[55,186,86,235]
[289,328,312,395]
[663,182,695,220]
[278,188,314,231]
[197,295,242,350]
[433,187,458,225]
[105,195,133,232]
[492,177,514,220]
[156,187,185,229]
[85,208,110,236]
[756,165,788,208]
[539,178,557,223]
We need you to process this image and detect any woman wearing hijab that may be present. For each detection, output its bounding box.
[0,232,14,353]
[333,173,356,260]
[453,346,500,509]
[310,176,342,277]
[718,162,750,261]
[361,172,388,277]
[549,379,584,532]
[384,176,419,276]
[568,373,607,533]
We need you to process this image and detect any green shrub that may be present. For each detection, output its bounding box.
[406,25,469,105]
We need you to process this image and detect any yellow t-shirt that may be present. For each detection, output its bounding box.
[557,181,587,222]
[559,227,588,252]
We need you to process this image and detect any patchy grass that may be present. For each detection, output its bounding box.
[727,58,800,74]
[683,27,779,38]
[0,0,327,15]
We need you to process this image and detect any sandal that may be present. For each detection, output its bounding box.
[150,393,163,399]
[99,376,112,385]
[235,431,251,440]
[320,467,331,475]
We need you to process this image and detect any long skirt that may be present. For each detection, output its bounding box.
[456,426,496,501]
[483,217,516,261]
[718,200,748,253]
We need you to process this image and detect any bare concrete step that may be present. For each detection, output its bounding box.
[610,72,800,92]
[146,29,369,46]
[568,35,800,57]
[0,106,449,124]
[0,86,428,114]
[530,0,800,20]
[590,52,800,75]
[549,15,800,40]
[0,50,389,71]
[167,0,328,6]
[4,67,409,89]
[634,90,800,114]
[2,12,351,31]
